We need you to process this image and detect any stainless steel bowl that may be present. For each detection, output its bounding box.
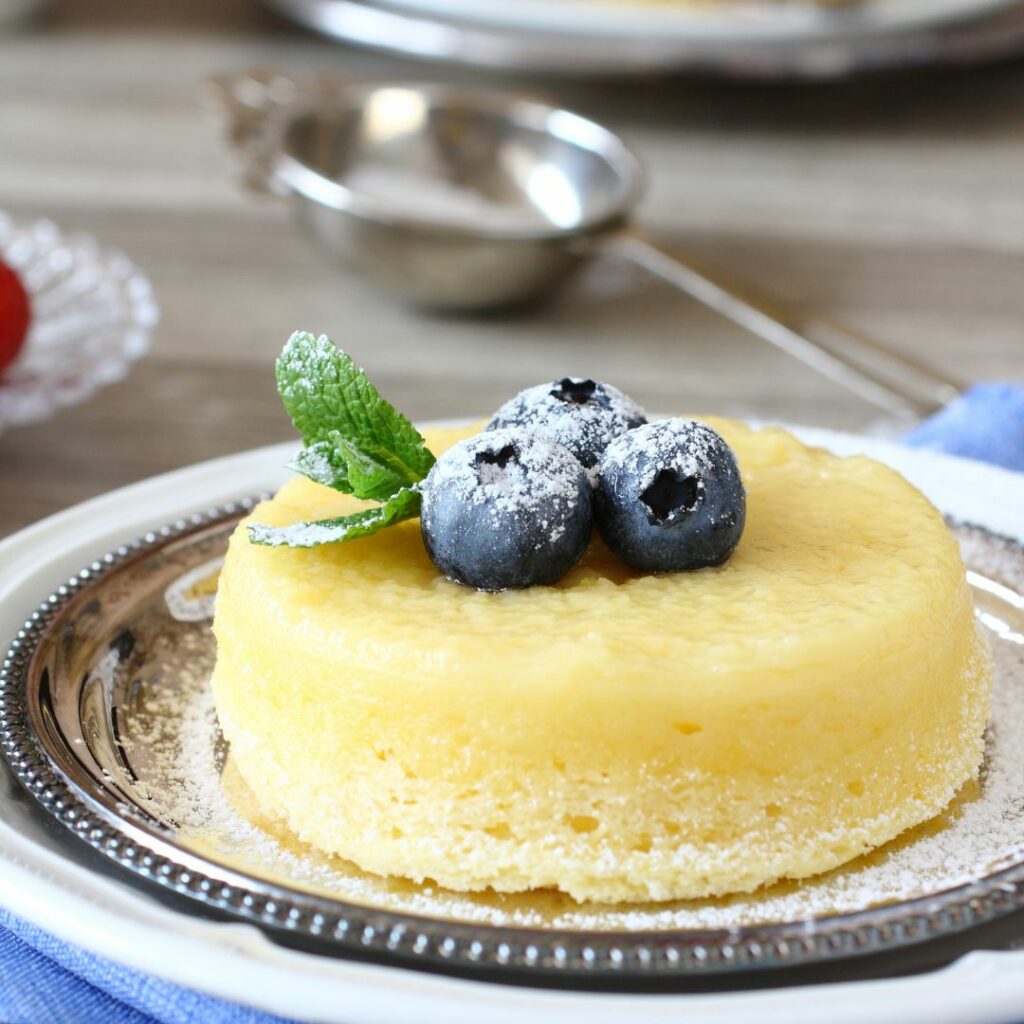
[204,70,961,417]
[272,83,641,309]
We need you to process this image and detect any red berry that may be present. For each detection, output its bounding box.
[0,258,31,376]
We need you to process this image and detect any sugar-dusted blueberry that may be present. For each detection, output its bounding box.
[420,429,593,591]
[594,419,745,573]
[486,378,647,468]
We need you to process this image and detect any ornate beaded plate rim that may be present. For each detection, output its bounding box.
[1,501,1023,980]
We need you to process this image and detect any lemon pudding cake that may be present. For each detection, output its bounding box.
[211,333,992,904]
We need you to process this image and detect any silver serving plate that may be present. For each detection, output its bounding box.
[3,507,1024,981]
[261,0,1024,78]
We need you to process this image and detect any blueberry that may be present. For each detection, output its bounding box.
[420,429,593,591]
[594,419,745,573]
[487,378,647,468]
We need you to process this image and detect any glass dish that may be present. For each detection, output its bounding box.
[0,212,158,433]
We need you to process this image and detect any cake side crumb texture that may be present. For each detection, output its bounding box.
[211,419,993,903]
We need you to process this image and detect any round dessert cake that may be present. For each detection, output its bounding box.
[211,419,992,903]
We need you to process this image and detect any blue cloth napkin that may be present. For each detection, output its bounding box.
[0,908,294,1024]
[1,380,1021,1024]
[904,382,1024,472]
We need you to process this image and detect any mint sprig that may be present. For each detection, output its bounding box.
[248,332,436,548]
[248,486,421,548]
[276,331,435,486]
[286,437,350,492]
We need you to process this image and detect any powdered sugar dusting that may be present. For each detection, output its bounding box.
[433,430,580,512]
[129,523,1024,933]
[487,379,647,468]
[421,429,586,555]
[601,418,727,491]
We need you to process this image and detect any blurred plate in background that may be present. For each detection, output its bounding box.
[374,0,1021,41]
[263,0,1024,76]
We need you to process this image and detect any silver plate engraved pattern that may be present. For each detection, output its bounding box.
[2,505,1024,980]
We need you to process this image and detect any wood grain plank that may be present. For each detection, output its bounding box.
[1,0,1023,539]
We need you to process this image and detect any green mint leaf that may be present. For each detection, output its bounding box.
[257,333,437,549]
[276,332,435,488]
[335,437,409,501]
[288,434,410,502]
[247,486,421,549]
[287,439,350,491]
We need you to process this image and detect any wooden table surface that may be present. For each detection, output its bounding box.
[2,0,1023,541]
